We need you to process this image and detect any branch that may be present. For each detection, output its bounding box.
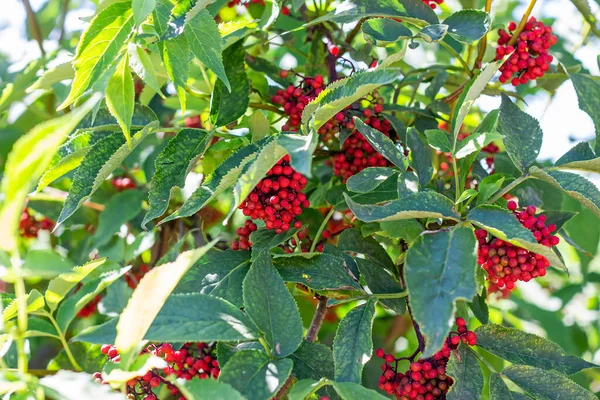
[22,0,45,56]
[305,295,329,342]
[508,0,538,47]
[473,0,494,70]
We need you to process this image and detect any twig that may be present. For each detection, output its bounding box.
[339,18,366,57]
[22,0,45,56]
[306,295,329,342]
[310,207,335,252]
[508,0,538,47]
[473,0,494,70]
[439,41,473,78]
[249,102,285,115]
[406,299,426,351]
[487,175,531,204]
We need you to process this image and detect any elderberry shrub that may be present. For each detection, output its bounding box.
[231,221,328,253]
[238,155,309,233]
[376,318,476,399]
[271,74,325,131]
[97,342,219,400]
[476,200,560,295]
[496,17,557,86]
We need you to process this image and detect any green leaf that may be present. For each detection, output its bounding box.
[291,341,335,381]
[570,74,600,154]
[27,62,74,93]
[333,297,377,383]
[186,9,230,91]
[288,379,323,400]
[243,252,303,358]
[3,289,45,322]
[210,40,249,126]
[274,253,361,291]
[443,10,491,44]
[554,142,600,173]
[530,167,600,218]
[475,324,597,375]
[543,210,578,231]
[22,250,74,279]
[250,227,299,260]
[338,228,394,271]
[58,2,134,109]
[308,0,439,26]
[455,109,501,159]
[161,34,190,113]
[354,117,407,169]
[405,226,477,356]
[45,258,106,312]
[99,280,132,317]
[476,175,505,205]
[175,378,244,400]
[467,205,567,271]
[57,121,158,225]
[468,289,488,324]
[346,167,396,194]
[249,111,270,142]
[418,24,448,43]
[331,381,389,400]
[498,94,543,171]
[362,18,413,46]
[36,148,90,193]
[56,267,129,331]
[0,95,100,253]
[92,190,144,247]
[142,129,211,228]
[451,59,504,146]
[277,133,319,178]
[132,0,156,25]
[407,128,434,187]
[502,365,596,400]
[489,373,514,400]
[446,344,484,400]
[21,318,58,338]
[301,68,401,134]
[174,249,251,307]
[40,371,126,400]
[355,258,405,314]
[396,171,420,198]
[219,350,293,400]
[425,129,452,152]
[128,43,165,97]
[105,51,134,145]
[345,191,460,223]
[115,241,217,368]
[380,220,424,243]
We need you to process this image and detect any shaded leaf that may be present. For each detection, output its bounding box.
[355,257,405,314]
[503,365,596,400]
[274,253,361,291]
[443,10,491,44]
[446,344,484,400]
[346,167,396,194]
[362,18,413,46]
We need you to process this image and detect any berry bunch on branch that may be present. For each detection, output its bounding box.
[476,201,559,296]
[19,208,54,238]
[271,73,325,131]
[97,342,219,400]
[376,318,477,399]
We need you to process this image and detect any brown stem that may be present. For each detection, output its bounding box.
[249,102,285,115]
[473,0,494,71]
[305,295,329,342]
[22,0,45,56]
[507,0,538,47]
[274,376,295,400]
[341,18,366,55]
[58,0,70,43]
[406,300,426,352]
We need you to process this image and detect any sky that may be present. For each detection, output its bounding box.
[1,0,598,162]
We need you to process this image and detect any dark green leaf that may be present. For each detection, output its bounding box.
[291,341,335,380]
[380,219,424,243]
[502,365,596,400]
[418,24,448,43]
[92,190,144,247]
[243,252,303,358]
[468,289,488,324]
[174,249,250,307]
[543,210,578,231]
[446,344,484,400]
[425,129,452,152]
[277,133,319,177]
[476,175,505,205]
[355,258,405,314]
[186,9,230,90]
[333,297,377,383]
[362,18,413,46]
[498,94,543,172]
[250,227,298,260]
[143,129,211,228]
[22,250,74,279]
[455,109,501,159]
[338,228,394,271]
[288,379,323,400]
[219,350,293,400]
[443,10,491,44]
[331,381,389,400]
[405,226,477,356]
[99,280,132,317]
[354,117,407,169]
[408,128,434,187]
[555,142,598,170]
[47,342,106,373]
[175,378,244,400]
[274,253,361,291]
[210,40,249,126]
[346,167,396,193]
[475,324,597,375]
[467,205,566,271]
[345,191,460,223]
[489,373,514,400]
[570,74,600,154]
[397,171,420,198]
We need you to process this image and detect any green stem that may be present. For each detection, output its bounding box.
[46,313,82,371]
[374,291,409,299]
[310,207,335,253]
[198,63,213,93]
[14,276,28,374]
[258,337,271,355]
[439,41,474,78]
[452,158,461,202]
[487,175,531,204]
[466,346,500,374]
[306,378,331,398]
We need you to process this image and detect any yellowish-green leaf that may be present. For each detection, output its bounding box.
[106,54,135,144]
[45,258,106,312]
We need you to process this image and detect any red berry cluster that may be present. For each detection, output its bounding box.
[271,74,325,131]
[111,176,136,191]
[476,201,559,293]
[184,115,202,129]
[231,219,258,250]
[77,294,102,318]
[98,342,219,400]
[422,0,443,9]
[19,208,54,238]
[496,17,557,86]
[238,155,309,233]
[125,264,151,289]
[376,318,476,399]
